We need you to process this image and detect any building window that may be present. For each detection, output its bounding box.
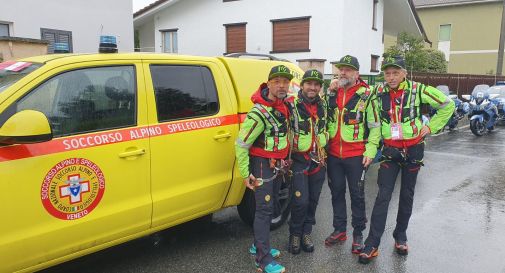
[161,29,178,53]
[372,0,378,31]
[0,23,9,37]
[271,16,310,53]
[41,28,73,53]
[150,65,219,122]
[224,23,246,54]
[439,24,452,41]
[371,55,380,72]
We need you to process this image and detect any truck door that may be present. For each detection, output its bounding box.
[0,62,152,272]
[143,59,239,228]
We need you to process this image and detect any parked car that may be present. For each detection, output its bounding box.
[0,53,303,273]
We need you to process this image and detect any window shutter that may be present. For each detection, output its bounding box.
[225,24,246,53]
[272,17,310,53]
[41,28,73,53]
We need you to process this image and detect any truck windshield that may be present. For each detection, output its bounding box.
[0,61,43,94]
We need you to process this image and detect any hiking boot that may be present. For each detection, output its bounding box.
[394,240,408,256]
[351,235,364,254]
[249,244,281,259]
[301,234,314,253]
[324,230,347,246]
[288,234,301,254]
[358,245,378,264]
[255,261,286,273]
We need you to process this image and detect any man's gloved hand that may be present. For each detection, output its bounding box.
[362,156,373,168]
[329,79,339,92]
[420,125,431,138]
[244,174,256,190]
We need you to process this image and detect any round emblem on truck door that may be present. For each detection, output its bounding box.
[40,158,105,220]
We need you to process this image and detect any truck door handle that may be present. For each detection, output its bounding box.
[213,132,232,140]
[118,149,146,158]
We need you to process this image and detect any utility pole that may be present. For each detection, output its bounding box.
[497,0,505,75]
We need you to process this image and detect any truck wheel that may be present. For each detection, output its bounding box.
[237,181,292,230]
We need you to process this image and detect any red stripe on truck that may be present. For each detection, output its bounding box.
[0,114,239,162]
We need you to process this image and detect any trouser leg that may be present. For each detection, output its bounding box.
[343,156,367,236]
[364,160,401,248]
[393,143,424,242]
[302,164,326,235]
[288,156,310,236]
[327,155,347,232]
[250,156,275,267]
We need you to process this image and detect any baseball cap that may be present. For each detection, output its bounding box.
[268,65,293,81]
[301,69,324,85]
[334,55,360,70]
[381,56,406,70]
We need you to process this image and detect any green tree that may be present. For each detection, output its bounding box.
[385,32,448,73]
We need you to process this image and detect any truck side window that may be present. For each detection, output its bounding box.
[16,66,136,137]
[150,65,219,122]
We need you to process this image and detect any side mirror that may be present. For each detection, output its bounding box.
[461,95,471,101]
[0,110,53,145]
[447,94,458,100]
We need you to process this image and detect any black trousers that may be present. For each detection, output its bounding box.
[288,153,326,236]
[250,156,283,268]
[327,155,366,236]
[364,143,424,248]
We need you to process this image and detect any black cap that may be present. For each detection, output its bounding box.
[334,55,360,70]
[268,65,293,81]
[301,69,324,85]
[381,56,406,70]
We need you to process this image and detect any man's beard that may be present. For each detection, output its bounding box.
[276,91,287,99]
[338,76,355,87]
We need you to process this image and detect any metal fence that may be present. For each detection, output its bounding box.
[409,72,505,96]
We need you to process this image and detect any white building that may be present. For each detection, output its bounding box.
[133,0,428,76]
[0,0,134,53]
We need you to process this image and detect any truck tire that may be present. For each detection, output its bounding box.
[237,181,292,230]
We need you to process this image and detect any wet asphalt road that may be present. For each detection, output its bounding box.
[42,125,505,273]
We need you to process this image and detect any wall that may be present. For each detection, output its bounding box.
[138,0,383,74]
[0,0,134,53]
[341,0,385,74]
[0,38,48,61]
[417,2,503,74]
[137,19,155,52]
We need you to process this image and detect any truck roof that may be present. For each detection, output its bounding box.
[218,57,303,113]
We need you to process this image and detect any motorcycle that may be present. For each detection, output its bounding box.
[462,86,499,136]
[446,94,469,130]
[434,85,468,131]
[488,85,505,124]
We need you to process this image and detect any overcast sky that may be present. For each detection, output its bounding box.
[132,0,157,12]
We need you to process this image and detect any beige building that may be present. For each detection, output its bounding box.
[413,0,504,74]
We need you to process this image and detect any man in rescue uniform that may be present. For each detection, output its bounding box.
[325,55,381,254]
[286,69,329,254]
[358,56,455,264]
[235,65,293,273]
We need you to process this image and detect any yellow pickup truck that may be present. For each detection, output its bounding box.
[0,53,303,273]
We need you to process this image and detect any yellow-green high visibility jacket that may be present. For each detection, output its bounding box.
[376,80,455,142]
[287,92,329,153]
[326,83,381,159]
